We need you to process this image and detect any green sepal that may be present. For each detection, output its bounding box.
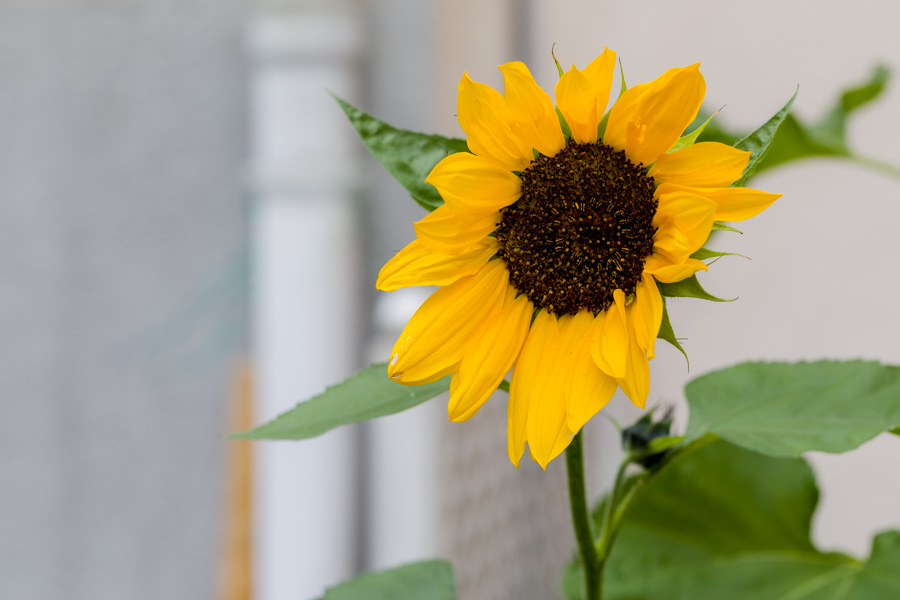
[668,109,720,153]
[711,221,743,234]
[646,435,685,455]
[732,89,798,187]
[656,296,688,366]
[335,95,468,212]
[656,274,733,302]
[552,45,565,78]
[690,247,746,262]
[618,57,627,95]
[234,363,450,440]
[556,107,574,139]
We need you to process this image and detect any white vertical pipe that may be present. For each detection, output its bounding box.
[249,12,362,600]
[366,289,443,571]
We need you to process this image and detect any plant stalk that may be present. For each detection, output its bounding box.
[565,431,601,600]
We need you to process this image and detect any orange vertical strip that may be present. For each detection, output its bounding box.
[221,361,254,600]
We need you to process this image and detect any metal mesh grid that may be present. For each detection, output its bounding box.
[438,389,574,600]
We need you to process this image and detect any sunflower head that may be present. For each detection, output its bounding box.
[376,49,781,469]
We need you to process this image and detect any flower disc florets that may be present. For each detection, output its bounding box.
[496,142,658,315]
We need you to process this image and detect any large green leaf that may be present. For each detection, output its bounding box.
[845,532,900,599]
[563,440,899,600]
[336,96,468,212]
[235,364,450,440]
[319,560,458,600]
[685,360,900,457]
[694,66,898,182]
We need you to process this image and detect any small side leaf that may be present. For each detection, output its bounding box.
[335,96,468,212]
[732,89,798,187]
[235,364,450,440]
[320,560,458,600]
[656,275,733,302]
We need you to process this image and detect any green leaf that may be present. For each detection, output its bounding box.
[319,560,458,600]
[892,427,900,436]
[809,64,889,151]
[656,274,732,302]
[845,531,900,599]
[731,89,797,187]
[235,364,450,440]
[563,439,878,600]
[335,96,468,212]
[693,66,900,182]
[685,360,900,457]
[656,297,688,365]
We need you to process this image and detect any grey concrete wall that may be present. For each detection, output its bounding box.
[0,2,248,598]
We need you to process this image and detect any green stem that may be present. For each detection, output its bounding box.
[593,454,639,594]
[849,154,900,180]
[597,458,631,559]
[565,431,601,600]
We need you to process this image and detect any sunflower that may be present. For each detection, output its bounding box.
[376,49,781,469]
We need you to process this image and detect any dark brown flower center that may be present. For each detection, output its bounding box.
[496,142,658,315]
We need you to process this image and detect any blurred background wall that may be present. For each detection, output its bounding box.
[0,1,248,599]
[1,1,898,599]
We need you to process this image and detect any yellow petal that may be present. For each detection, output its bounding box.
[644,257,708,283]
[565,310,617,432]
[616,307,651,409]
[605,64,706,167]
[555,49,616,144]
[591,289,628,379]
[523,311,572,469]
[377,238,498,291]
[633,272,663,359]
[414,204,499,254]
[508,309,557,468]
[498,61,566,158]
[649,142,750,188]
[448,285,533,422]
[457,73,534,171]
[654,190,718,255]
[389,260,508,385]
[655,182,781,222]
[425,152,521,217]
